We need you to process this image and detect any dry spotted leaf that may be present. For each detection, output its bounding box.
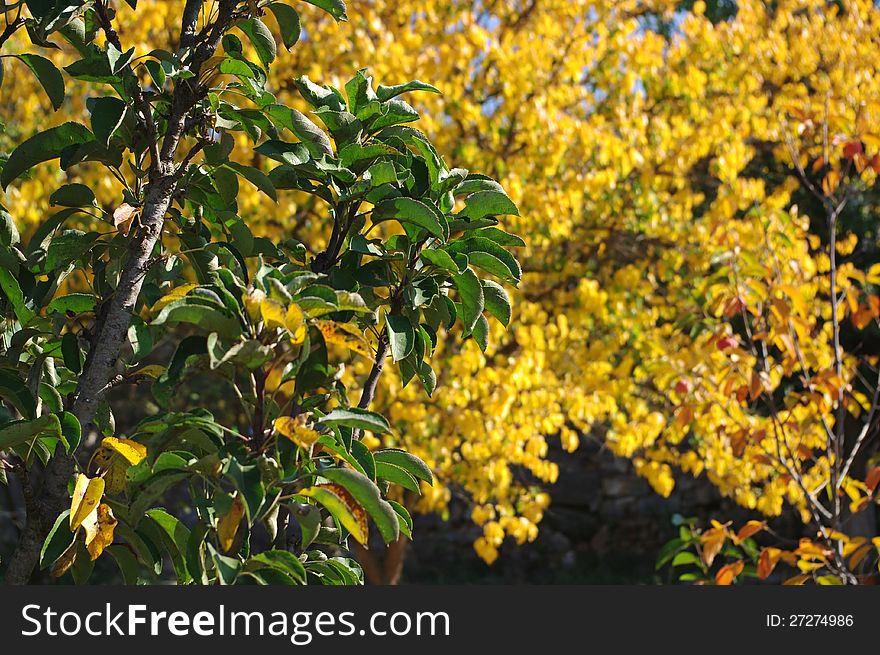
[274,415,321,448]
[113,202,139,236]
[69,474,105,531]
[94,436,147,495]
[218,494,246,552]
[83,503,118,560]
[300,483,369,546]
[50,536,80,578]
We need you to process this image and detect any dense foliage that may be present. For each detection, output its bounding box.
[0,0,521,584]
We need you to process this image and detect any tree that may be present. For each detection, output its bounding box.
[0,0,521,584]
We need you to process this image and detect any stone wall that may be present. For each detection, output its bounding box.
[402,437,802,583]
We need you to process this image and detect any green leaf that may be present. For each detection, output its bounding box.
[320,407,390,434]
[299,486,366,545]
[320,468,399,544]
[207,543,240,584]
[16,54,65,111]
[482,280,511,326]
[0,268,35,324]
[226,459,265,521]
[445,236,521,283]
[144,59,166,89]
[152,299,241,339]
[385,314,414,362]
[0,369,37,419]
[290,503,321,549]
[61,332,82,374]
[293,75,346,111]
[88,96,128,146]
[254,139,310,166]
[477,227,526,248]
[374,448,433,484]
[40,510,74,570]
[225,162,278,202]
[452,268,484,332]
[1,122,94,189]
[376,461,420,492]
[48,293,95,314]
[387,500,413,539]
[266,106,334,158]
[376,80,441,102]
[49,183,96,208]
[237,17,276,68]
[145,508,192,584]
[268,3,301,49]
[0,205,19,247]
[471,313,489,351]
[249,550,306,584]
[301,0,347,22]
[0,414,61,451]
[460,190,519,219]
[671,551,702,567]
[421,248,459,273]
[107,544,141,584]
[372,197,447,240]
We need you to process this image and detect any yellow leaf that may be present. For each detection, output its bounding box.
[82,503,117,560]
[244,288,267,322]
[150,284,198,316]
[135,365,166,379]
[274,415,321,448]
[94,437,147,495]
[218,494,246,552]
[260,298,287,330]
[69,474,104,531]
[315,320,372,358]
[783,574,810,585]
[286,304,306,343]
[101,436,147,465]
[822,169,840,195]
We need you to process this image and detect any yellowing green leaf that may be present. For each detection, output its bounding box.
[218,494,246,553]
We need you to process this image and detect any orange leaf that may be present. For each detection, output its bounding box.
[701,527,727,567]
[715,560,744,585]
[866,466,880,493]
[758,547,781,580]
[734,520,765,544]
